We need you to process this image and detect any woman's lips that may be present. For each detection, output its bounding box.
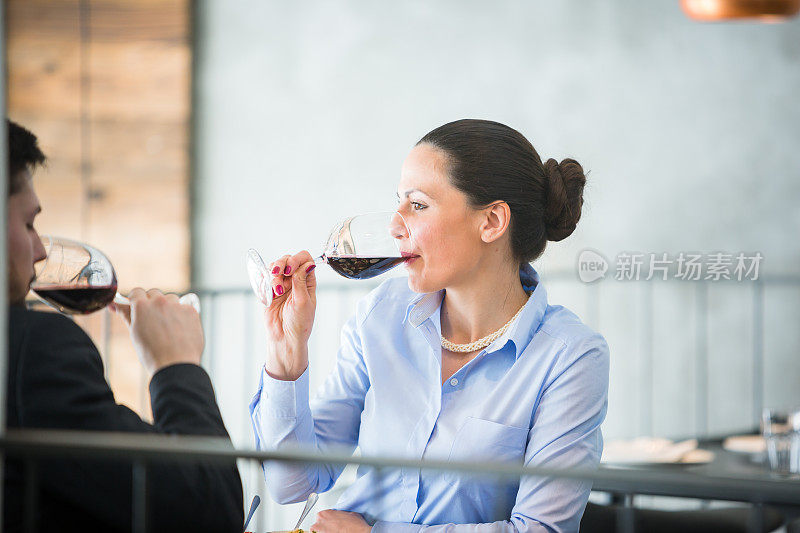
[400,252,420,264]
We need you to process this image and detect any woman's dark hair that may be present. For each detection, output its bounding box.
[7,119,46,195]
[418,119,586,264]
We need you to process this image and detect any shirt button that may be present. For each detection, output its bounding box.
[450,378,459,387]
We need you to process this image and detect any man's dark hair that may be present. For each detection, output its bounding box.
[8,119,46,195]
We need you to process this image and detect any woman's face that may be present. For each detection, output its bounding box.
[394,143,491,294]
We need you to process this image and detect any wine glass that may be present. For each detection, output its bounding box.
[246,211,415,306]
[31,235,200,314]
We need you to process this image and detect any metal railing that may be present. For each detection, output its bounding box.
[188,273,800,531]
[15,273,800,532]
[2,428,800,533]
[38,271,796,444]
[190,272,800,442]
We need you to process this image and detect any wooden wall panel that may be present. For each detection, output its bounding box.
[7,42,82,118]
[90,43,190,121]
[8,0,191,418]
[88,182,189,291]
[8,115,85,239]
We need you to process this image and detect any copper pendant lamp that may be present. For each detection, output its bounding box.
[681,0,800,21]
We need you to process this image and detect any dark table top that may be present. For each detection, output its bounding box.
[600,433,800,480]
[597,434,800,510]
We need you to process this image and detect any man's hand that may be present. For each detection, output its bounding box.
[310,510,371,533]
[111,288,204,376]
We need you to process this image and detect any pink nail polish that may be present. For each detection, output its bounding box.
[284,265,292,275]
[306,264,316,273]
[276,285,284,296]
[271,266,280,275]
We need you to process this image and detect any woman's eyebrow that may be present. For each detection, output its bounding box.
[397,188,433,199]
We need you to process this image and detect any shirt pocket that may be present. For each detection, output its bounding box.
[448,416,529,463]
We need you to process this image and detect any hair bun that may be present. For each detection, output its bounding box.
[542,158,586,242]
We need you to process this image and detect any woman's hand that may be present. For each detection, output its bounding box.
[263,250,317,381]
[310,510,371,533]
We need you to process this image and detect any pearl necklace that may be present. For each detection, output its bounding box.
[441,295,530,353]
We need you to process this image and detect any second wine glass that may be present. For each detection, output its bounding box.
[31,235,200,314]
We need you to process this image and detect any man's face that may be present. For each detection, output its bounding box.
[8,170,46,304]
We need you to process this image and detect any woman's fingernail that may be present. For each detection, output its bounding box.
[284,265,292,275]
[271,266,280,275]
[276,285,284,296]
[306,264,316,274]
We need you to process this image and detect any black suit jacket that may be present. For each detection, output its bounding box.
[4,305,244,532]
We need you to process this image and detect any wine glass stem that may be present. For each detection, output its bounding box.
[113,292,130,305]
[113,291,201,313]
[314,255,326,265]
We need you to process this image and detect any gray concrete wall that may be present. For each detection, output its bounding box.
[193,1,800,527]
[194,0,800,285]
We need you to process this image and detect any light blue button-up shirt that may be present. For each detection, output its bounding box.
[250,264,609,532]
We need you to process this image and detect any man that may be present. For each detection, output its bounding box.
[4,120,244,532]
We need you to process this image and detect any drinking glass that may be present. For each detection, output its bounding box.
[762,408,793,474]
[790,410,800,474]
[246,211,414,306]
[31,235,199,314]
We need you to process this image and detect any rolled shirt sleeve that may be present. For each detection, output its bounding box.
[250,312,370,504]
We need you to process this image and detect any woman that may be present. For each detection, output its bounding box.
[249,119,609,532]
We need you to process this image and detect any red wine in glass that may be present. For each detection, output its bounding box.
[325,256,407,280]
[33,284,119,315]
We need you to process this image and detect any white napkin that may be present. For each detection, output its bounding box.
[602,437,699,464]
[722,435,766,454]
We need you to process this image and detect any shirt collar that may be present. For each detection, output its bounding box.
[404,289,444,327]
[403,263,548,359]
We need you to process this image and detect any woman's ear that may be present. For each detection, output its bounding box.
[479,202,511,244]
